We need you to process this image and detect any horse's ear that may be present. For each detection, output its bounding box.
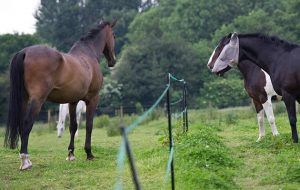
[98,18,104,25]
[110,19,117,28]
[230,32,238,46]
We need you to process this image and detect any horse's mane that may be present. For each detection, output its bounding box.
[80,21,110,41]
[238,33,299,50]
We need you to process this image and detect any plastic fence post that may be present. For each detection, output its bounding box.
[184,82,188,132]
[167,87,175,190]
[121,127,141,190]
[181,82,186,133]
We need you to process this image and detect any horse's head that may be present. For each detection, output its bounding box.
[103,20,117,67]
[207,33,239,76]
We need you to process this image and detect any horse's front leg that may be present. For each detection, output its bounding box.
[283,92,298,143]
[66,102,78,161]
[20,98,43,170]
[262,98,279,136]
[84,95,99,160]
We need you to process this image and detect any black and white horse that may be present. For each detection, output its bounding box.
[208,49,280,141]
[210,33,300,143]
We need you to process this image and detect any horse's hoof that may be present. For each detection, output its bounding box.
[273,133,279,136]
[87,155,95,160]
[19,154,32,171]
[256,136,264,142]
[66,151,75,161]
[20,163,32,171]
[66,155,75,161]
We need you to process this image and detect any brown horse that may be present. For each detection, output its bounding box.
[4,20,117,170]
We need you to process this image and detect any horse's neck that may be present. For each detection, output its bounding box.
[239,37,284,73]
[69,32,106,61]
[238,60,261,80]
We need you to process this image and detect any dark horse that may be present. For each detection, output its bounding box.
[4,20,117,170]
[208,37,281,141]
[209,32,300,143]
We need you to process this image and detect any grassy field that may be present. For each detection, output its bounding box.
[0,104,300,189]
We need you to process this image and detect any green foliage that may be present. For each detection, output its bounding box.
[94,115,110,128]
[176,124,238,189]
[35,0,141,52]
[199,78,249,108]
[98,77,122,108]
[135,102,144,114]
[0,34,42,71]
[113,33,205,107]
[162,0,244,42]
[106,125,121,137]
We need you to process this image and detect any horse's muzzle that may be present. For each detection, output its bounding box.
[108,60,116,67]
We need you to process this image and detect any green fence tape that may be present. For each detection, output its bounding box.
[125,84,170,134]
[169,73,185,83]
[115,139,126,190]
[165,146,174,181]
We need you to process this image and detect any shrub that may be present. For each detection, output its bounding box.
[198,78,249,109]
[94,115,110,128]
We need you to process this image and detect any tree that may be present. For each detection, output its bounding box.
[198,78,249,108]
[113,33,205,107]
[35,0,141,53]
[0,34,42,72]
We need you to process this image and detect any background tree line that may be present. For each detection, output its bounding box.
[1,0,300,122]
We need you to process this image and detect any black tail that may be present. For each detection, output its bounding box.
[4,51,26,149]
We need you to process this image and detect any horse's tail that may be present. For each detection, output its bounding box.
[4,51,26,149]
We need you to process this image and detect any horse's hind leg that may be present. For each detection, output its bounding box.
[20,98,43,170]
[262,98,279,136]
[75,110,81,137]
[253,99,265,142]
[66,102,78,161]
[84,95,99,160]
[283,92,298,143]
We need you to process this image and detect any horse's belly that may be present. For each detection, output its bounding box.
[47,88,87,103]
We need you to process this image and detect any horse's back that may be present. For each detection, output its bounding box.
[22,45,95,103]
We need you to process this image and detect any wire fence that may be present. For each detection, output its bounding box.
[115,73,188,190]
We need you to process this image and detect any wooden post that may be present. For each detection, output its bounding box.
[48,109,51,124]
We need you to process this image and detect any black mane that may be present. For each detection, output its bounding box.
[238,33,299,50]
[80,21,110,41]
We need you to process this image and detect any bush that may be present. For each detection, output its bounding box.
[198,78,249,109]
[94,115,110,128]
[273,102,286,115]
[106,125,121,137]
[143,107,165,124]
[176,124,238,189]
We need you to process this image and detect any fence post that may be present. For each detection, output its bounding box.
[166,86,175,190]
[183,82,188,132]
[47,109,51,124]
[121,127,141,190]
[181,82,186,132]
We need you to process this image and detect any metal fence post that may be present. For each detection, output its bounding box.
[121,127,141,190]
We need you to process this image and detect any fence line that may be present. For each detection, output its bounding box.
[115,73,188,189]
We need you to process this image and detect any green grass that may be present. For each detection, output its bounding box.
[0,106,300,189]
